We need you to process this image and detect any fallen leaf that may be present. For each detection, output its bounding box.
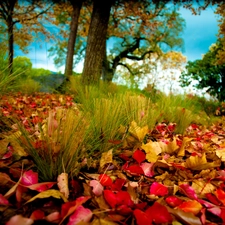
[57,173,69,199]
[150,182,168,196]
[177,200,202,215]
[67,205,93,225]
[25,189,68,204]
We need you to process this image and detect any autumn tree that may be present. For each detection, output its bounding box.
[180,41,225,101]
[103,2,185,83]
[0,0,54,74]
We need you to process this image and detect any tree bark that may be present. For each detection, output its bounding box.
[81,0,113,85]
[64,0,82,78]
[5,1,17,75]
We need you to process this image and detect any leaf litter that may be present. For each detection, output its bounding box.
[1,93,225,224]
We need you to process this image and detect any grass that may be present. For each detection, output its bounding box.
[1,73,221,181]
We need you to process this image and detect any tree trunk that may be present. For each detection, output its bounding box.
[64,0,82,79]
[6,1,17,75]
[81,0,113,85]
[102,40,114,82]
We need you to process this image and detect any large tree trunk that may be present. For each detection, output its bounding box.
[6,1,17,75]
[64,0,82,79]
[81,0,113,85]
[102,40,114,82]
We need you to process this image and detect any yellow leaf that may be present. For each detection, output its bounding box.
[100,149,113,169]
[177,137,193,157]
[185,153,221,170]
[128,121,148,142]
[141,142,161,162]
[216,149,225,161]
[91,218,119,225]
[25,189,68,204]
[192,179,216,196]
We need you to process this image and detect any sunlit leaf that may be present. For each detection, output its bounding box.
[150,182,168,196]
[99,174,113,186]
[177,200,202,215]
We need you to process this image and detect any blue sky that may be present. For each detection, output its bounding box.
[15,5,220,73]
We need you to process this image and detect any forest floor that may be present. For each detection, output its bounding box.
[0,92,225,225]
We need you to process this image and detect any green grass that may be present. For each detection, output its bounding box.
[3,74,221,180]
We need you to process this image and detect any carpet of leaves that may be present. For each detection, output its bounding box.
[1,92,225,225]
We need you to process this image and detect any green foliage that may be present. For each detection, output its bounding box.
[13,56,32,79]
[14,78,41,94]
[30,68,52,77]
[180,41,225,101]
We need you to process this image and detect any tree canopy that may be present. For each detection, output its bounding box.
[180,41,225,101]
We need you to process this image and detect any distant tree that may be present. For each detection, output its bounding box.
[180,41,225,101]
[0,0,53,74]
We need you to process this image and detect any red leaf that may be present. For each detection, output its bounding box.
[133,149,146,164]
[177,200,203,215]
[150,182,168,196]
[25,182,56,192]
[145,202,172,223]
[125,165,144,176]
[103,190,117,208]
[20,170,38,186]
[133,209,152,225]
[179,183,198,200]
[30,209,45,220]
[215,188,225,205]
[116,191,134,207]
[67,205,92,225]
[166,195,183,207]
[205,193,222,206]
[0,194,9,205]
[103,190,133,209]
[99,174,113,186]
[140,162,154,177]
[111,178,126,191]
[61,196,91,219]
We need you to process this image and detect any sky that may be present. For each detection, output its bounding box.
[14,4,220,74]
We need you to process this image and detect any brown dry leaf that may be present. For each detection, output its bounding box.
[177,137,193,157]
[91,218,118,225]
[100,149,113,169]
[94,195,110,210]
[167,207,202,225]
[0,172,11,185]
[0,139,9,155]
[165,138,180,154]
[191,179,216,196]
[185,153,221,170]
[25,189,68,204]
